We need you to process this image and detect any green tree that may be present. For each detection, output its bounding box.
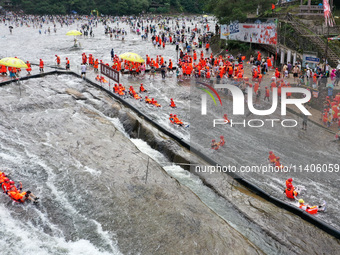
[206,0,276,24]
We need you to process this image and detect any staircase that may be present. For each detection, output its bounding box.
[286,13,339,67]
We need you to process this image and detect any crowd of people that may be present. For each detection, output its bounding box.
[1,12,339,213]
[0,170,38,204]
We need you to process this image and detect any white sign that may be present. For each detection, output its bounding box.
[220,20,277,45]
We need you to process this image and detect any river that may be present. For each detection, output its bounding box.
[0,14,339,254]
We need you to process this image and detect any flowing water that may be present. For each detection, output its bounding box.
[0,14,339,254]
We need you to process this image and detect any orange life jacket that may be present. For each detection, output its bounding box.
[173,117,183,125]
[26,63,32,72]
[300,204,318,214]
[285,188,297,199]
[8,190,26,202]
[268,154,276,163]
[170,100,176,108]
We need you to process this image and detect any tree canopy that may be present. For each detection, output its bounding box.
[9,0,276,21]
[9,0,206,15]
[205,0,276,24]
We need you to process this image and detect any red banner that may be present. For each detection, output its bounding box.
[100,63,119,83]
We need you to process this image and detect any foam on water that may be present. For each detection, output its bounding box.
[0,204,120,255]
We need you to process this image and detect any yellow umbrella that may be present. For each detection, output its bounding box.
[0,57,28,68]
[203,15,208,18]
[119,52,145,63]
[66,30,82,36]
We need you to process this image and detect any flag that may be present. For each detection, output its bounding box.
[272,4,275,10]
[323,0,335,27]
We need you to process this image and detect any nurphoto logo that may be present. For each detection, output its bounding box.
[200,83,312,128]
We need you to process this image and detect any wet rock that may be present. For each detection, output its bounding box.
[65,88,87,100]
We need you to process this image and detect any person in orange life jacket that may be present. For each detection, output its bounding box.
[0,173,8,186]
[9,180,22,193]
[211,139,219,150]
[139,83,147,93]
[170,98,176,108]
[129,86,135,96]
[275,68,280,79]
[284,183,298,199]
[268,151,277,165]
[286,178,293,188]
[26,61,32,75]
[264,86,270,101]
[7,185,38,203]
[150,98,161,107]
[0,64,7,75]
[133,93,142,100]
[173,114,184,126]
[275,157,283,169]
[169,114,175,124]
[298,199,326,214]
[153,100,161,107]
[94,59,99,72]
[89,54,94,65]
[145,96,152,104]
[113,83,119,93]
[219,136,225,146]
[39,59,44,72]
[2,178,11,193]
[223,114,230,124]
[65,58,70,70]
[55,55,61,66]
[168,60,174,73]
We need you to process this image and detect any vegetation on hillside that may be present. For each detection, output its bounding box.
[205,0,276,24]
[9,0,206,15]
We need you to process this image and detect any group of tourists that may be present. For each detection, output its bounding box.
[0,171,38,204]
[284,178,326,214]
[322,94,340,128]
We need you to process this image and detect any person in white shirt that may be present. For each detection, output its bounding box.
[81,63,87,78]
